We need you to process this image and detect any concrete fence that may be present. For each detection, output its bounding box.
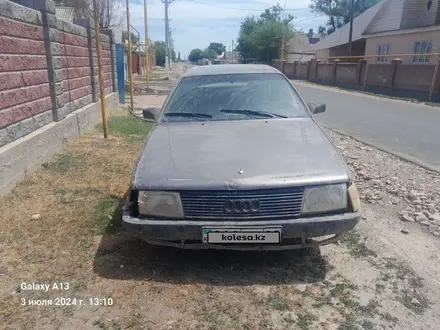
[0,0,117,148]
[272,58,440,100]
[0,0,119,194]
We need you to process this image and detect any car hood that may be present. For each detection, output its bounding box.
[132,118,349,190]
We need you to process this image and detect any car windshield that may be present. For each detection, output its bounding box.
[161,73,310,122]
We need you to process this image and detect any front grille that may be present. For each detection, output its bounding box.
[180,187,304,220]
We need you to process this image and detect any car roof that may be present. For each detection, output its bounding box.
[182,64,281,77]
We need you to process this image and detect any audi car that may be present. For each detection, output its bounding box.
[122,64,361,250]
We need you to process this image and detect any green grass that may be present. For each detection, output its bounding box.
[361,319,375,330]
[341,232,377,259]
[297,313,315,330]
[42,152,88,173]
[337,314,358,330]
[91,195,125,234]
[96,115,154,136]
[266,293,290,311]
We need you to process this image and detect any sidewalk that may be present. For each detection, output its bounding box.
[128,62,186,95]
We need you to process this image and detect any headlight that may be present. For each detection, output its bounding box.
[301,183,347,214]
[138,191,184,218]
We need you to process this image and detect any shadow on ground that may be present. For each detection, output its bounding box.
[93,203,330,286]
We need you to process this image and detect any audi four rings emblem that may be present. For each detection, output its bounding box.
[223,199,260,213]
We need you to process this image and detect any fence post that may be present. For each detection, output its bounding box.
[101,29,117,93]
[391,58,402,87]
[315,59,320,79]
[357,59,366,84]
[429,59,440,101]
[18,0,68,121]
[332,59,340,80]
[305,60,310,80]
[309,59,317,80]
[363,61,370,90]
[74,18,98,103]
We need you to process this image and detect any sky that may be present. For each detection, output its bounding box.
[126,0,327,58]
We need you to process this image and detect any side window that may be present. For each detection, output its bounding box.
[413,41,432,63]
[376,44,389,63]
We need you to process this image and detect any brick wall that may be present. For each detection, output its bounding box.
[0,0,118,148]
[56,24,93,115]
[0,2,53,146]
[101,35,113,94]
[335,63,357,83]
[316,63,333,80]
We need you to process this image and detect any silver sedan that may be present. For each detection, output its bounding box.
[123,64,361,250]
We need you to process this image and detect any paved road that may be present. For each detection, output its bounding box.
[293,83,440,171]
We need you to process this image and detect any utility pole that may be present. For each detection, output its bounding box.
[126,0,134,112]
[232,40,234,63]
[169,29,172,69]
[348,0,355,56]
[162,0,174,79]
[144,0,150,89]
[92,0,108,138]
[281,35,285,61]
[169,27,176,69]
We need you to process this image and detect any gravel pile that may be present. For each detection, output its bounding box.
[324,128,440,237]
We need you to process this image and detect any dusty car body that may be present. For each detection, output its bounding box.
[123,64,361,250]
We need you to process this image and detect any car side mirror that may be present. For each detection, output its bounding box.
[308,102,326,114]
[143,107,160,121]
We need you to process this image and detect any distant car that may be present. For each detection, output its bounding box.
[123,64,361,250]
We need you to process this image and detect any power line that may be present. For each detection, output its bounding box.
[183,0,309,12]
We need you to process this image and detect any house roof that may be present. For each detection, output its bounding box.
[308,37,320,45]
[364,0,440,35]
[287,34,316,53]
[312,0,385,50]
[363,0,406,35]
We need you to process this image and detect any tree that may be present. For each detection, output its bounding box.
[188,48,203,63]
[310,0,380,35]
[58,0,124,29]
[201,48,217,60]
[236,4,295,63]
[307,29,314,38]
[154,41,166,66]
[153,41,176,66]
[122,32,139,44]
[208,42,226,55]
[260,5,295,24]
[121,32,140,52]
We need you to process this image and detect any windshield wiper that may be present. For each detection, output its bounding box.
[220,109,287,118]
[164,112,213,120]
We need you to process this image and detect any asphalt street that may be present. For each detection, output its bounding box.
[294,83,440,171]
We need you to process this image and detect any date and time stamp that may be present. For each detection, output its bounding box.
[18,282,113,307]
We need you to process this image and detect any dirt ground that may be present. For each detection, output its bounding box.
[1,98,440,330]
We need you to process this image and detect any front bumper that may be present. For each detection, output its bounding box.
[122,207,361,250]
